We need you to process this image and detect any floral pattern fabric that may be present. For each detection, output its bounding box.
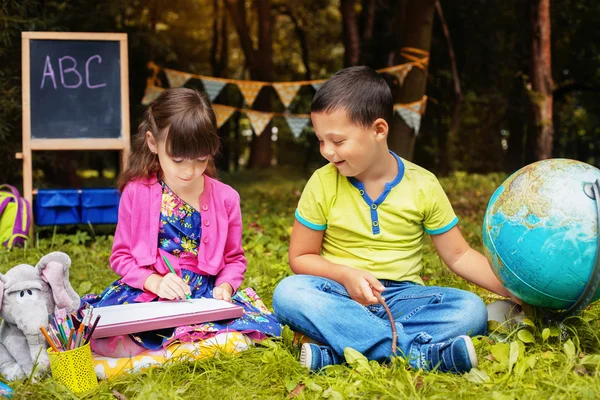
[80,181,281,350]
[158,181,201,259]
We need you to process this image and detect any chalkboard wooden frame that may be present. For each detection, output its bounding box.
[19,32,130,204]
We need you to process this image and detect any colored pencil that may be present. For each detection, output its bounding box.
[163,255,192,299]
[66,328,75,350]
[40,326,59,352]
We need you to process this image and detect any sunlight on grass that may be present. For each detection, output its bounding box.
[2,169,600,399]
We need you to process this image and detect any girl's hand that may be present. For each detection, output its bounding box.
[145,273,191,300]
[213,283,234,303]
[340,267,385,305]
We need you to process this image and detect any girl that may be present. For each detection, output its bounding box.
[83,88,281,357]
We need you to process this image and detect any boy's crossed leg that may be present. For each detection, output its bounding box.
[273,275,487,373]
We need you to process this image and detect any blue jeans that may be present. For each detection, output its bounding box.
[272,275,487,368]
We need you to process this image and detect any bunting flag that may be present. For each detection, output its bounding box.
[395,97,427,135]
[238,82,266,106]
[273,83,302,108]
[285,116,311,138]
[246,110,273,136]
[146,49,429,109]
[213,104,236,128]
[141,85,165,105]
[390,65,413,86]
[201,78,227,101]
[165,69,192,88]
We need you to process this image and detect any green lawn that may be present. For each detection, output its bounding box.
[2,169,600,399]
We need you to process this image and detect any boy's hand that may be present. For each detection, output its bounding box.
[145,273,191,300]
[341,267,385,305]
[213,283,234,303]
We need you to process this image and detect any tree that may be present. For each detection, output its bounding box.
[225,0,274,169]
[526,0,554,162]
[337,0,437,161]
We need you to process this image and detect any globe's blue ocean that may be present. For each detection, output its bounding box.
[483,159,600,309]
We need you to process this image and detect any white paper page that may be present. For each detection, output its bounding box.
[92,298,239,326]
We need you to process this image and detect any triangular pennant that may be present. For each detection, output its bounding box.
[285,116,310,139]
[395,103,423,135]
[201,78,226,101]
[311,82,323,92]
[246,110,273,136]
[165,69,192,88]
[237,82,266,106]
[273,83,302,108]
[391,65,413,85]
[212,105,236,128]
[141,85,165,105]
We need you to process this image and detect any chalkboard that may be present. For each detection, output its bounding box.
[29,39,122,139]
[20,32,130,205]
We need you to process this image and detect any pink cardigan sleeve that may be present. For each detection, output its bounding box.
[109,186,155,289]
[214,191,247,292]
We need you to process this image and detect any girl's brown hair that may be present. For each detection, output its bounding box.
[117,88,221,192]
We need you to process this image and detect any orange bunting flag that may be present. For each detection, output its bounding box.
[141,85,165,105]
[246,110,273,136]
[165,69,192,88]
[212,104,236,128]
[273,83,302,108]
[238,82,266,106]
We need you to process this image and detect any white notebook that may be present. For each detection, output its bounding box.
[89,298,243,339]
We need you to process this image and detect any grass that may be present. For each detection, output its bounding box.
[2,168,600,399]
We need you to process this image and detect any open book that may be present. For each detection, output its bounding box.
[90,298,243,338]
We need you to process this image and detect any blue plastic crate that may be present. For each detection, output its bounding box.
[35,189,80,226]
[81,188,120,224]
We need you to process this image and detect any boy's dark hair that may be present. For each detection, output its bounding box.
[312,66,393,127]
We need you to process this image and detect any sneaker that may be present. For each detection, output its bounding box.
[420,335,478,373]
[299,343,339,371]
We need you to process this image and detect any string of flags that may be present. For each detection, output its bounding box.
[142,47,430,136]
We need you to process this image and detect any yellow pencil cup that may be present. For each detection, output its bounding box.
[47,343,98,393]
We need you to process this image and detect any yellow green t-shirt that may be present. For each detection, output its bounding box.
[295,152,458,284]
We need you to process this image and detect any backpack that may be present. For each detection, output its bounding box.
[0,184,33,249]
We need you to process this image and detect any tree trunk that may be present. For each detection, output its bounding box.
[225,0,274,168]
[387,0,436,161]
[340,0,360,67]
[274,4,312,80]
[211,0,231,172]
[526,0,553,162]
[435,0,461,175]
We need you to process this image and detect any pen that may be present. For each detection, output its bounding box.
[162,255,192,299]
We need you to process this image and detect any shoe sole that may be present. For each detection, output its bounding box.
[459,335,478,369]
[299,342,313,369]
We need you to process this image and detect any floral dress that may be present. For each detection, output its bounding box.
[81,181,281,350]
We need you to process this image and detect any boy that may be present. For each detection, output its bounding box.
[272,66,516,373]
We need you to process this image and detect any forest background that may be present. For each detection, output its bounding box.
[1,0,599,187]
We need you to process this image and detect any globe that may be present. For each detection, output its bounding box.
[483,159,600,310]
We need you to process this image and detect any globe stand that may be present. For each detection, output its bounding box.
[546,179,600,322]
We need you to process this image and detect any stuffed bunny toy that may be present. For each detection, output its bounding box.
[0,252,80,380]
